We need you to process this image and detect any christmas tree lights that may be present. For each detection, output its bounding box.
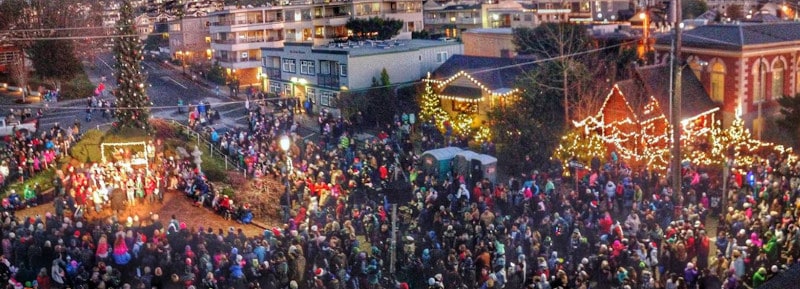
[114,0,152,130]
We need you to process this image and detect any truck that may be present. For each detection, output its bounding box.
[0,118,38,137]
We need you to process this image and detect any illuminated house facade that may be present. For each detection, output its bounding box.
[574,65,719,168]
[427,55,533,126]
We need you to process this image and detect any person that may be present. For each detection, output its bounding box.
[85,106,92,122]
[177,99,184,114]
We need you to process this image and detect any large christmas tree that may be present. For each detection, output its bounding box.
[114,0,151,130]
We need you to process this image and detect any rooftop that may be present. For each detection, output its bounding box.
[278,39,462,57]
[655,22,800,50]
[463,28,514,34]
[432,55,536,91]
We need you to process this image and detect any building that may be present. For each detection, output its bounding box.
[0,44,22,74]
[481,0,543,28]
[461,28,516,58]
[421,0,629,39]
[102,1,122,28]
[168,16,213,67]
[135,14,155,40]
[211,1,424,87]
[427,55,533,127]
[261,39,463,114]
[573,65,719,169]
[422,1,482,38]
[654,22,800,138]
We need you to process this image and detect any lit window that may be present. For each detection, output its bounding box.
[772,60,784,99]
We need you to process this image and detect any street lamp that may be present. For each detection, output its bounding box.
[279,135,292,222]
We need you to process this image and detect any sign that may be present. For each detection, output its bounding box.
[568,160,585,169]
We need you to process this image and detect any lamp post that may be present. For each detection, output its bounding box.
[279,135,292,222]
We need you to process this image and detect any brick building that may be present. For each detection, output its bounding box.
[654,22,800,139]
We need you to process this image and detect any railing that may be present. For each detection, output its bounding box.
[317,74,340,88]
[212,18,284,26]
[214,56,262,63]
[171,120,245,173]
[388,8,423,13]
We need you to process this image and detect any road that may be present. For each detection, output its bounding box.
[34,53,316,140]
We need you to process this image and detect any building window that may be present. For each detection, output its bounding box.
[339,64,347,76]
[772,60,784,99]
[797,58,800,95]
[753,60,767,102]
[320,91,336,107]
[282,58,296,73]
[452,101,478,113]
[270,82,282,94]
[300,60,316,75]
[436,52,448,63]
[284,83,293,97]
[306,88,316,104]
[710,62,725,103]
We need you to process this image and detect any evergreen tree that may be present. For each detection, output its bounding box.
[419,81,444,124]
[114,0,151,130]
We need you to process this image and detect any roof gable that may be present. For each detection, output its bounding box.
[634,65,718,119]
[431,55,534,91]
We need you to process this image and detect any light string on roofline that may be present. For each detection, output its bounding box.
[563,85,796,171]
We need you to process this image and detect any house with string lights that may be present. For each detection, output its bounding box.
[425,55,533,129]
[573,64,720,169]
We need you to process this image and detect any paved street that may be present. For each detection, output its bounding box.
[22,52,317,140]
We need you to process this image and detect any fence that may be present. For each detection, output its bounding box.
[170,120,245,173]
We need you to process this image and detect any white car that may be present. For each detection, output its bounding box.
[0,119,38,137]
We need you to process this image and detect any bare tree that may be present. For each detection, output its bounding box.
[8,57,29,103]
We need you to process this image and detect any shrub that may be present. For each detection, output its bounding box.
[69,130,105,163]
[150,119,180,140]
[60,73,95,100]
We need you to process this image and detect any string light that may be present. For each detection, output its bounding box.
[422,74,520,142]
[565,86,721,171]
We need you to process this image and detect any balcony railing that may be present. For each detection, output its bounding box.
[388,8,422,13]
[264,67,282,79]
[317,74,340,88]
[214,56,262,63]
[212,18,284,26]
[214,37,284,44]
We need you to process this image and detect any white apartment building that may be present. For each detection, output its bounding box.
[261,39,463,114]
[209,1,424,86]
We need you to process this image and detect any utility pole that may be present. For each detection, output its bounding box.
[671,0,683,199]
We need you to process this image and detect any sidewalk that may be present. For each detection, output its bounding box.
[157,61,236,100]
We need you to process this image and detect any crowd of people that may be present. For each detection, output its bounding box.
[2,97,800,289]
[1,110,77,208]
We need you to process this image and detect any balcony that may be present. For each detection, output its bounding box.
[317,74,340,88]
[424,18,480,25]
[212,37,285,51]
[264,67,282,79]
[214,56,263,69]
[210,18,285,33]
